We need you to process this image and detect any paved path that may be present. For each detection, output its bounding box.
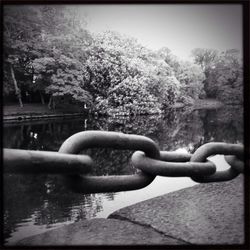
[14,175,244,246]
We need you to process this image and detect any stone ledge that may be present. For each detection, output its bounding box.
[15,218,186,246]
[109,175,244,245]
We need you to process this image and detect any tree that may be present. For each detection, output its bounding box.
[3,5,91,107]
[156,48,206,104]
[32,54,93,109]
[191,48,218,72]
[205,49,243,103]
[3,5,43,106]
[191,48,243,104]
[156,47,180,72]
[82,31,181,114]
[175,61,206,103]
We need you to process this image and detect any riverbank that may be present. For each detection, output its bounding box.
[3,99,224,122]
[12,175,244,246]
[3,104,84,122]
[172,99,224,109]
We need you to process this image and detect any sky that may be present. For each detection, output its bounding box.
[75,4,242,61]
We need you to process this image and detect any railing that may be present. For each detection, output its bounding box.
[3,130,244,194]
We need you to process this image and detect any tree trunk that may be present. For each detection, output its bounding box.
[48,95,53,109]
[39,91,45,105]
[48,95,56,109]
[10,65,23,108]
[52,97,56,109]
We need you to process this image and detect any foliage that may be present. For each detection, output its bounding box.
[3,6,44,105]
[175,61,206,103]
[3,5,92,106]
[4,5,242,112]
[191,48,218,72]
[107,76,161,115]
[83,31,180,114]
[192,48,243,104]
[156,48,205,104]
[32,55,92,106]
[156,47,180,72]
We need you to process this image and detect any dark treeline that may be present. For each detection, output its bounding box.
[3,6,243,115]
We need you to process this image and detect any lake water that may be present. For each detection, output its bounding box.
[3,105,243,244]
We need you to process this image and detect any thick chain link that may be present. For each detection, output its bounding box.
[131,151,216,177]
[3,148,93,174]
[190,142,244,182]
[3,130,245,194]
[58,131,160,193]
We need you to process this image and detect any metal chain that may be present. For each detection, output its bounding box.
[3,130,245,194]
[58,131,160,193]
[131,151,216,177]
[190,142,244,182]
[3,148,93,174]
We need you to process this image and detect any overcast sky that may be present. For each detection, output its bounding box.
[76,4,242,61]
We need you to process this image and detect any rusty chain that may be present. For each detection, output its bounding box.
[3,130,245,194]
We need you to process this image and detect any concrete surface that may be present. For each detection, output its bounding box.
[110,175,244,245]
[17,218,186,246]
[14,175,244,246]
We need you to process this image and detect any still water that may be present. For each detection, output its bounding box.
[3,105,243,244]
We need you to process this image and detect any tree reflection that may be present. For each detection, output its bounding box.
[4,174,106,242]
[201,105,243,144]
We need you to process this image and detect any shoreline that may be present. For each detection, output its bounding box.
[3,112,83,122]
[3,99,228,123]
[171,99,224,109]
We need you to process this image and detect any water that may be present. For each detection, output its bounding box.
[3,105,243,244]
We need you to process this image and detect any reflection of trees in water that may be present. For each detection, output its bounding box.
[3,106,243,152]
[201,105,243,144]
[3,118,86,151]
[83,148,135,175]
[3,106,243,242]
[4,174,105,242]
[96,109,205,153]
[152,109,204,152]
[4,174,47,241]
[32,193,103,226]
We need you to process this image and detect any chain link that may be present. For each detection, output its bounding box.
[58,131,160,193]
[224,155,244,174]
[4,148,93,174]
[190,142,244,182]
[131,151,216,177]
[3,131,244,194]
